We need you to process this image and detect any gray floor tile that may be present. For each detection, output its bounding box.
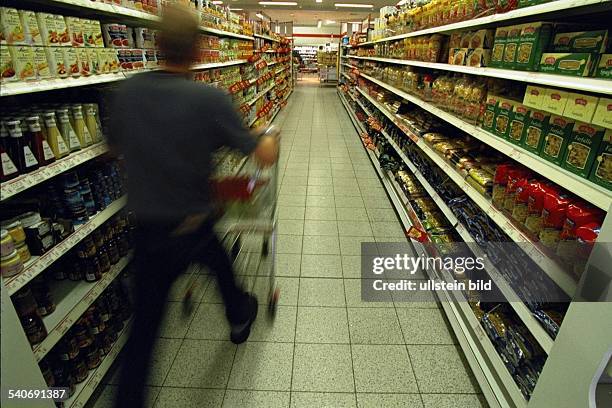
[164,339,235,388]
[336,207,368,221]
[223,390,290,408]
[249,306,297,342]
[341,255,365,278]
[275,253,301,277]
[291,392,357,408]
[278,219,305,235]
[167,274,209,302]
[302,235,340,255]
[249,276,299,306]
[282,176,308,186]
[279,185,308,196]
[408,345,481,393]
[228,342,294,391]
[292,344,354,392]
[337,221,373,236]
[309,169,332,178]
[276,235,303,254]
[362,196,393,210]
[279,194,306,206]
[333,170,356,179]
[186,302,227,340]
[278,206,305,220]
[307,184,335,196]
[396,308,456,345]
[154,388,224,408]
[298,278,346,307]
[301,254,343,278]
[356,393,423,408]
[296,306,350,343]
[421,394,488,408]
[306,194,335,208]
[308,177,333,186]
[335,196,365,208]
[305,206,337,220]
[339,236,376,256]
[366,208,399,222]
[351,345,418,393]
[371,221,407,238]
[303,220,338,236]
[344,279,394,308]
[91,385,160,408]
[347,308,404,344]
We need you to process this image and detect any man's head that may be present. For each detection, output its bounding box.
[159,5,199,69]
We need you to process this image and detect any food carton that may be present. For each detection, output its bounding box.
[503,25,523,69]
[540,115,575,165]
[0,44,16,81]
[591,97,612,129]
[65,17,84,47]
[8,45,35,81]
[469,29,495,49]
[107,48,120,73]
[95,48,108,73]
[76,47,90,76]
[45,46,67,78]
[523,85,546,109]
[62,47,79,77]
[18,10,42,46]
[516,22,552,71]
[466,48,491,67]
[542,88,569,116]
[490,26,509,68]
[91,20,104,47]
[493,98,517,139]
[564,92,599,123]
[36,13,58,46]
[32,46,51,79]
[85,48,100,73]
[508,104,531,145]
[481,94,500,133]
[1,7,25,44]
[521,110,550,154]
[589,129,612,190]
[595,54,611,79]
[539,53,595,77]
[563,122,605,178]
[552,30,609,54]
[53,14,70,46]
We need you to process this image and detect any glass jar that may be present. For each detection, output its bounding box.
[12,288,47,346]
[31,275,56,316]
[56,335,80,361]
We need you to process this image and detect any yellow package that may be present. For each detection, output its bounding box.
[0,45,16,81]
[18,10,42,46]
[1,7,25,44]
[32,46,51,79]
[8,45,35,80]
[36,13,58,46]
[46,46,67,78]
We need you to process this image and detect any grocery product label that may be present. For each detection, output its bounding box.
[589,129,612,189]
[65,17,84,47]
[19,10,42,46]
[553,30,608,54]
[521,109,550,154]
[591,98,612,130]
[23,146,38,167]
[540,115,575,165]
[508,104,530,145]
[1,152,19,175]
[53,14,70,46]
[503,25,522,69]
[42,140,55,161]
[523,85,546,109]
[481,94,499,132]
[63,47,79,77]
[32,46,51,79]
[563,93,599,123]
[542,88,569,116]
[539,53,595,77]
[36,13,58,46]
[493,98,516,139]
[595,54,611,79]
[46,46,67,77]
[490,26,509,68]
[1,7,25,44]
[516,22,552,71]
[76,47,90,76]
[8,45,35,81]
[563,122,605,178]
[0,45,16,81]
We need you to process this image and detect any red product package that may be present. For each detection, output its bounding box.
[503,172,530,212]
[538,189,571,250]
[560,202,605,241]
[572,222,601,279]
[492,163,517,207]
[512,179,538,224]
[524,182,549,234]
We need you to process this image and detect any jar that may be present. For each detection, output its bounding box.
[1,229,15,256]
[14,241,32,263]
[43,112,70,159]
[70,355,89,383]
[56,336,80,361]
[84,344,102,370]
[1,249,24,278]
[84,257,102,282]
[31,276,56,316]
[51,363,76,397]
[12,288,47,346]
[73,319,93,349]
[18,211,42,228]
[2,220,26,245]
[68,258,84,281]
[39,359,56,387]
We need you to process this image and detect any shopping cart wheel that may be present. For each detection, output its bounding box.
[182,289,195,316]
[268,287,280,317]
[262,238,269,257]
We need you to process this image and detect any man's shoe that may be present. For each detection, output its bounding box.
[230,294,258,344]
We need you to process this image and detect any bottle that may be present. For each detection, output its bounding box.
[6,120,39,173]
[83,104,102,143]
[0,122,19,181]
[12,288,48,346]
[26,116,55,167]
[58,110,82,152]
[43,112,70,159]
[71,105,93,148]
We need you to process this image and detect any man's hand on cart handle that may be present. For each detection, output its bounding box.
[253,127,279,168]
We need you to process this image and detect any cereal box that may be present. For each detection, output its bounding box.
[18,10,42,46]
[53,14,70,46]
[552,30,609,54]
[589,129,612,190]
[45,46,67,77]
[564,93,599,123]
[523,85,546,109]
[542,88,569,116]
[508,104,531,145]
[503,25,523,69]
[516,22,552,71]
[563,122,605,178]
[493,98,517,139]
[63,47,79,77]
[32,46,51,79]
[540,115,575,165]
[592,97,612,129]
[481,94,500,133]
[595,54,611,79]
[539,53,595,77]
[65,17,84,47]
[0,45,16,81]
[490,26,509,68]
[521,109,550,154]
[1,7,25,44]
[36,13,58,46]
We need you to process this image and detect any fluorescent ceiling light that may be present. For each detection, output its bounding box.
[316,0,323,2]
[348,21,362,23]
[334,3,373,8]
[258,1,298,5]
[325,20,336,24]
[229,8,243,10]
[256,13,265,19]
[212,0,223,4]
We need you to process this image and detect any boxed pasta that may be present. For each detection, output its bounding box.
[503,25,523,69]
[589,129,612,190]
[8,45,35,80]
[32,46,51,79]
[62,46,79,77]
[516,22,553,71]
[470,29,495,49]
[466,48,491,67]
[481,94,500,132]
[1,7,25,44]
[552,30,609,54]
[521,110,550,153]
[450,48,468,65]
[591,97,612,129]
[564,93,599,123]
[508,104,531,145]
[595,54,611,79]
[53,14,70,46]
[539,53,595,77]
[65,17,84,47]
[45,46,67,77]
[542,88,569,116]
[493,98,517,139]
[490,26,509,68]
[0,45,16,81]
[563,122,605,178]
[18,10,42,46]
[36,13,58,46]
[523,85,546,109]
[540,115,575,165]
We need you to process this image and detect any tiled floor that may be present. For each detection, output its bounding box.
[90,84,488,408]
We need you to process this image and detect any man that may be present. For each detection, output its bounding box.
[109,6,278,408]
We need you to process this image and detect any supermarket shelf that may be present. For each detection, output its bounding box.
[1,143,108,201]
[33,253,133,362]
[200,26,254,41]
[65,318,133,408]
[359,88,554,353]
[268,61,279,67]
[355,84,578,296]
[341,72,353,81]
[347,56,612,95]
[246,83,275,106]
[0,73,127,97]
[254,33,281,43]
[358,73,612,212]
[356,0,606,46]
[4,196,127,296]
[341,63,358,70]
[191,59,248,70]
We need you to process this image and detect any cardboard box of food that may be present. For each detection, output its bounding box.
[490,26,509,68]
[508,104,531,145]
[1,7,25,44]
[53,14,70,46]
[32,46,51,79]
[494,98,517,139]
[516,22,553,71]
[8,45,35,81]
[540,115,575,165]
[76,47,90,76]
[562,122,605,178]
[539,53,595,77]
[523,85,547,109]
[0,45,16,81]
[592,97,612,129]
[563,92,599,123]
[503,25,523,69]
[466,48,491,67]
[481,94,500,133]
[589,129,612,190]
[18,10,42,46]
[62,47,79,77]
[542,88,570,116]
[85,48,99,73]
[45,46,67,77]
[65,17,84,47]
[36,13,58,46]
[595,53,611,79]
[521,109,550,153]
[95,48,108,73]
[469,29,495,49]
[552,30,608,54]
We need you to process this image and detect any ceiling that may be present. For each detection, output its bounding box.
[223,0,389,26]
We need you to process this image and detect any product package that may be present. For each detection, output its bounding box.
[0,45,16,81]
[540,115,575,165]
[595,54,611,79]
[591,97,612,129]
[523,85,546,109]
[521,110,551,154]
[490,26,509,68]
[32,46,51,79]
[552,30,609,54]
[63,47,79,77]
[541,88,569,116]
[508,104,531,145]
[45,46,67,78]
[470,29,495,49]
[539,53,595,77]
[563,93,599,123]
[8,45,35,80]
[18,10,42,46]
[76,48,90,76]
[1,7,25,44]
[482,94,500,132]
[52,14,70,46]
[562,122,605,178]
[539,189,570,250]
[589,129,612,190]
[503,25,523,69]
[466,48,491,67]
[516,22,553,71]
[36,13,58,46]
[65,17,84,47]
[494,98,517,139]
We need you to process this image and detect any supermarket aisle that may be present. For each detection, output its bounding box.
[91,84,487,408]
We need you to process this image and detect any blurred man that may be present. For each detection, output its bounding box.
[109,6,278,408]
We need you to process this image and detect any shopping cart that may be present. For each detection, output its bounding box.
[182,126,281,317]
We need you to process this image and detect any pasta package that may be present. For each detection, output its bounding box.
[563,93,599,123]
[466,48,491,67]
[591,97,612,130]
[521,110,550,154]
[493,98,517,139]
[552,30,609,54]
[36,13,58,46]
[589,129,612,190]
[562,122,605,178]
[503,25,523,69]
[539,53,596,77]
[481,94,500,133]
[470,29,495,49]
[0,44,16,81]
[490,26,509,68]
[45,46,67,77]
[595,54,611,79]
[523,85,546,110]
[541,88,569,116]
[516,22,553,71]
[508,104,531,145]
[540,115,574,165]
[8,45,35,81]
